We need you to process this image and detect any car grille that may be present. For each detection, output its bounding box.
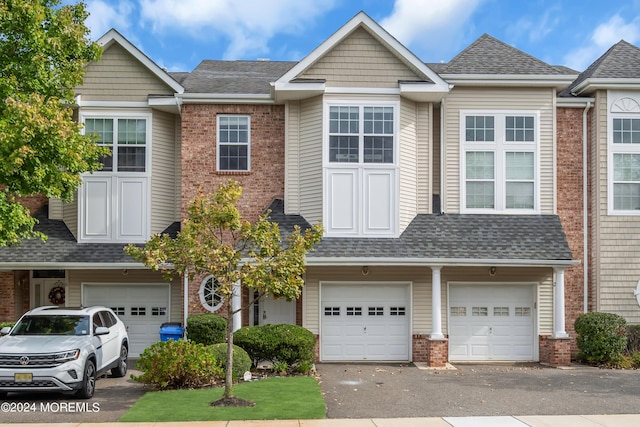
[0,354,64,369]
[0,379,57,388]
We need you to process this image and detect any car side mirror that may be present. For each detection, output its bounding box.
[94,326,110,336]
[0,326,10,335]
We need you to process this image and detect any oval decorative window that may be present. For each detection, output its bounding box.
[199,275,224,312]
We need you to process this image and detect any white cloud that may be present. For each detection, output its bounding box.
[564,14,640,71]
[85,0,135,39]
[506,8,560,44]
[379,0,483,62]
[138,0,337,59]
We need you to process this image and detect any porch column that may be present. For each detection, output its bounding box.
[430,266,445,339]
[553,268,569,338]
[232,281,242,332]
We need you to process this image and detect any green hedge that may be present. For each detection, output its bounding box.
[626,324,640,355]
[186,313,227,345]
[133,339,223,390]
[234,324,316,369]
[209,343,252,379]
[575,312,627,365]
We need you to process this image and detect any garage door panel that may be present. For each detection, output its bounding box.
[321,284,410,361]
[83,284,170,357]
[450,285,534,362]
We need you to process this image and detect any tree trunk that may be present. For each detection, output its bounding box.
[223,302,234,398]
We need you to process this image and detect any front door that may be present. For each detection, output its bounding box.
[253,294,296,325]
[31,278,67,307]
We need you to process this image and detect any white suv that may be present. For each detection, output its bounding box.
[0,306,128,399]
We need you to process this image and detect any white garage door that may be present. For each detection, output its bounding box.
[321,283,410,361]
[83,284,170,357]
[449,284,534,361]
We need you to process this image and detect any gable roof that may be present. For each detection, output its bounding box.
[272,11,450,102]
[266,200,575,267]
[568,40,640,95]
[97,29,184,94]
[440,34,577,88]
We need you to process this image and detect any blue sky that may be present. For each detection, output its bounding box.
[77,0,640,73]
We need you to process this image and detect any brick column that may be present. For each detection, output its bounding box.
[0,272,16,321]
[426,337,448,368]
[539,335,571,367]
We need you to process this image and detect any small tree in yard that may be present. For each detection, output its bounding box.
[125,180,322,405]
[0,0,104,245]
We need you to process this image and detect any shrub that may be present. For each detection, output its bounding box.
[625,324,640,355]
[209,343,251,379]
[574,312,627,365]
[186,313,227,345]
[234,324,316,369]
[0,321,15,331]
[132,339,223,390]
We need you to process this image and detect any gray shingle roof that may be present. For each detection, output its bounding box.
[0,208,177,266]
[441,34,572,76]
[180,60,296,94]
[266,200,573,263]
[566,40,640,94]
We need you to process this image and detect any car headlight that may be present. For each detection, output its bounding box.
[54,349,81,363]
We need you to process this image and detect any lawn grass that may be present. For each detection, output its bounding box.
[119,376,326,422]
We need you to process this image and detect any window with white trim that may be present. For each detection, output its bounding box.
[217,115,250,171]
[79,113,151,243]
[199,275,224,312]
[610,117,640,212]
[324,102,399,237]
[85,118,147,172]
[461,112,538,213]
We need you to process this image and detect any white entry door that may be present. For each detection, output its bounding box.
[259,295,296,325]
[83,284,170,357]
[321,283,410,361]
[449,284,535,361]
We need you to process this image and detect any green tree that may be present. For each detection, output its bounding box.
[0,0,104,245]
[126,180,323,404]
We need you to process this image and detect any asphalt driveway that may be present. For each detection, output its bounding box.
[316,362,640,419]
[0,368,145,423]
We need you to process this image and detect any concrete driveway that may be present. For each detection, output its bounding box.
[316,362,640,419]
[0,368,145,423]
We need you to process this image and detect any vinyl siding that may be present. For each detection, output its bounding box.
[285,101,301,214]
[302,266,554,337]
[299,27,423,88]
[399,98,418,231]
[298,96,323,223]
[48,198,63,220]
[595,90,640,323]
[67,269,182,323]
[431,106,441,212]
[442,87,555,214]
[151,110,180,234]
[62,195,78,240]
[76,43,174,102]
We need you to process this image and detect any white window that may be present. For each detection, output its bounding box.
[199,275,224,312]
[324,102,399,237]
[610,117,640,213]
[461,112,538,213]
[217,115,250,171]
[79,113,151,243]
[85,118,147,172]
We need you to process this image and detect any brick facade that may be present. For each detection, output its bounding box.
[556,107,586,357]
[180,104,285,223]
[0,272,16,322]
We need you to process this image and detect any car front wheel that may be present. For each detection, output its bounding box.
[111,345,128,377]
[76,360,96,399]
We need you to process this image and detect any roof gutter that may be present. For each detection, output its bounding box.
[0,262,148,270]
[301,257,579,268]
[178,93,275,104]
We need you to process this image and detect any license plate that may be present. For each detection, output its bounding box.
[14,373,33,383]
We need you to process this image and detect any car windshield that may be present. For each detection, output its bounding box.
[11,315,90,336]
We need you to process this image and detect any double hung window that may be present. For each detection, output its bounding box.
[217,115,250,171]
[329,106,394,164]
[610,117,640,212]
[462,112,538,212]
[85,118,147,172]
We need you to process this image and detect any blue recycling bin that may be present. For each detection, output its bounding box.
[159,322,183,341]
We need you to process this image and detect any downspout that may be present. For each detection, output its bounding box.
[440,97,445,214]
[183,273,189,339]
[582,101,592,313]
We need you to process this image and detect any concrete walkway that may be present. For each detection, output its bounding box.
[3,415,640,426]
